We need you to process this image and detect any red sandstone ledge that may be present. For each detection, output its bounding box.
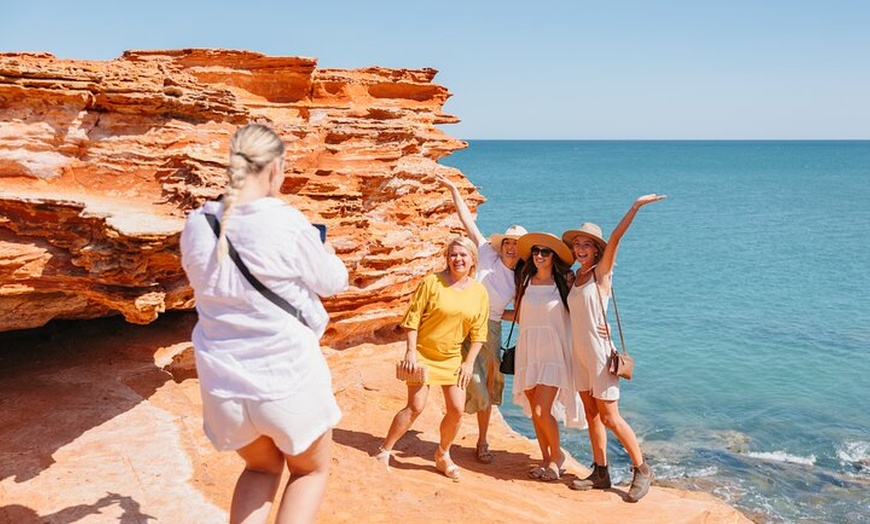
[0,313,752,523]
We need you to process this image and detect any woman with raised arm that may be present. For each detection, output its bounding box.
[563,193,666,503]
[180,123,349,524]
[376,236,489,481]
[434,173,526,464]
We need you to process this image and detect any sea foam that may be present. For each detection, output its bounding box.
[744,451,817,466]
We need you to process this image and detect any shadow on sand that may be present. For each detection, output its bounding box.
[0,311,197,485]
[0,492,156,523]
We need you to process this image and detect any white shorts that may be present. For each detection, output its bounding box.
[200,359,341,456]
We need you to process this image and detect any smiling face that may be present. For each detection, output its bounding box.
[571,235,601,269]
[531,244,555,271]
[446,242,474,279]
[500,238,519,268]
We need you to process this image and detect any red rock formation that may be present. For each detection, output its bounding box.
[0,49,482,344]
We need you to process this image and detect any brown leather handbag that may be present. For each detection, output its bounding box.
[594,274,634,381]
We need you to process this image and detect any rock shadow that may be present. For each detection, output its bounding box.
[0,311,197,484]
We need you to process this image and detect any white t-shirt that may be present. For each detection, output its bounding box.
[476,239,516,320]
[180,197,349,400]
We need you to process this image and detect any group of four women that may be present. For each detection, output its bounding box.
[376,173,665,503]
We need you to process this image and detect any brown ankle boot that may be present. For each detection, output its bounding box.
[570,463,611,491]
[626,462,654,502]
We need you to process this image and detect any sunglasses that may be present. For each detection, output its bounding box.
[531,246,554,257]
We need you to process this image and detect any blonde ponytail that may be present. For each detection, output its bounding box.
[216,124,286,262]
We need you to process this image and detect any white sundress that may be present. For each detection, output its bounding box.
[512,284,584,429]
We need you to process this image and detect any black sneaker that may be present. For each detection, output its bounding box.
[626,463,654,502]
[570,463,611,491]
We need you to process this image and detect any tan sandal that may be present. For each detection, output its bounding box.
[476,442,494,464]
[541,463,562,482]
[375,445,392,471]
[434,447,460,481]
[528,466,546,479]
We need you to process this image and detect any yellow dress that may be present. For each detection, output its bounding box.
[400,273,489,385]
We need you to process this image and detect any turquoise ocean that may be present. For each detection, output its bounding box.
[440,140,870,524]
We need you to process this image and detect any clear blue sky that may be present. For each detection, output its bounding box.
[2,0,868,139]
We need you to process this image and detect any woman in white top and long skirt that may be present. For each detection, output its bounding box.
[435,173,526,464]
[181,124,348,524]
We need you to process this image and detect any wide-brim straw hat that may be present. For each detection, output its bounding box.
[489,224,528,248]
[561,223,607,253]
[517,232,575,265]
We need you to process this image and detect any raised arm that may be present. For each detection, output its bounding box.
[596,194,667,277]
[433,173,486,246]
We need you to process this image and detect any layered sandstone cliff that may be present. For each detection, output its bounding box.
[0,49,480,344]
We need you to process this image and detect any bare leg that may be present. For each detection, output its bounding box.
[580,390,608,466]
[433,385,466,480]
[477,357,496,445]
[381,384,429,451]
[439,385,466,450]
[596,398,644,466]
[275,430,333,524]
[530,385,563,478]
[476,406,492,445]
[524,388,548,466]
[230,436,285,524]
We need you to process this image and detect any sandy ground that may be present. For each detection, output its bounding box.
[0,312,751,523]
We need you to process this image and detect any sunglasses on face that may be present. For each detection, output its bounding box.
[531,246,554,257]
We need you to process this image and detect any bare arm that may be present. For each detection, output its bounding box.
[433,173,485,245]
[457,341,483,389]
[596,194,667,279]
[401,328,419,365]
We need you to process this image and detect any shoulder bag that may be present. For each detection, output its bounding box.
[593,273,634,381]
[499,319,517,375]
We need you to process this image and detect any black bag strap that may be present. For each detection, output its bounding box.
[503,271,531,347]
[504,319,516,345]
[204,213,310,328]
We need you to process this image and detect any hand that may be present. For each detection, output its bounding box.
[634,193,667,209]
[400,354,418,373]
[455,361,474,390]
[432,172,458,191]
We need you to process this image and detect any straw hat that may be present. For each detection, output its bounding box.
[488,224,528,248]
[517,232,574,265]
[561,223,607,253]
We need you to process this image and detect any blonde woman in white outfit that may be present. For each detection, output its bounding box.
[181,124,348,524]
[563,193,665,503]
[435,173,525,464]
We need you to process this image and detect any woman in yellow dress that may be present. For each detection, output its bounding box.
[376,236,490,480]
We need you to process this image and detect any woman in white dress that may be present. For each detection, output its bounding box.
[511,232,583,481]
[563,194,665,502]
